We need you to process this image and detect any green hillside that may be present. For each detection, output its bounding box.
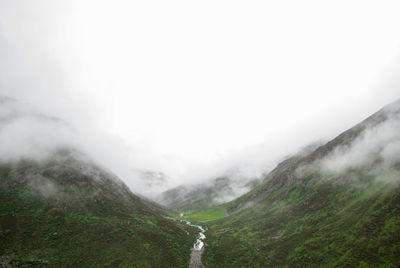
[2,96,400,267]
[0,150,196,267]
[204,167,400,267]
[201,100,400,267]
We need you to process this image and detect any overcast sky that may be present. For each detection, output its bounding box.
[1,0,400,193]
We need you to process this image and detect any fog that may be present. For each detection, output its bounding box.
[321,101,400,175]
[291,100,400,189]
[0,97,76,161]
[0,97,164,195]
[1,0,400,197]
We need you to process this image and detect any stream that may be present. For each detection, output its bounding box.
[164,216,206,268]
[184,220,206,251]
[182,220,206,268]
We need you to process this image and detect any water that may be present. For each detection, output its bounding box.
[164,215,206,267]
[183,221,206,251]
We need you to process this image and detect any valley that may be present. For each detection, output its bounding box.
[3,1,400,266]
[1,97,400,267]
[166,100,400,267]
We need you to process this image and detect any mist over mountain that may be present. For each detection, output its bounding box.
[0,98,197,267]
[0,96,76,161]
[2,1,400,267]
[158,171,261,213]
[0,96,173,198]
[2,95,400,267]
[2,0,400,197]
[158,141,329,214]
[199,99,400,267]
[132,170,171,199]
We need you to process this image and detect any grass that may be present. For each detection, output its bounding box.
[0,159,196,267]
[202,167,400,267]
[183,206,227,222]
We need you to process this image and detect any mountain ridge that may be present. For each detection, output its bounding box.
[225,98,400,215]
[0,98,197,267]
[201,99,400,267]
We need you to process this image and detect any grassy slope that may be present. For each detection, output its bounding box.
[0,157,196,267]
[203,168,400,267]
[183,206,227,222]
[201,102,400,267]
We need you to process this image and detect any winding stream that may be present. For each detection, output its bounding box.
[183,220,206,268]
[165,216,206,267]
[184,221,206,251]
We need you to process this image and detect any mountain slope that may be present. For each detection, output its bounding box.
[0,98,196,267]
[202,100,400,267]
[0,149,197,267]
[158,176,260,213]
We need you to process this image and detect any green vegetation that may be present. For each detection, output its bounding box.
[203,168,400,267]
[183,206,227,222]
[199,102,400,267]
[1,99,400,267]
[0,157,196,267]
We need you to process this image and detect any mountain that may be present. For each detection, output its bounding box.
[199,100,400,267]
[0,98,196,267]
[3,95,400,267]
[133,170,172,199]
[158,176,260,213]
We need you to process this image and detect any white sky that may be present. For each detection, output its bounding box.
[1,0,400,191]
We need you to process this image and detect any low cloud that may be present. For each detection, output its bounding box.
[2,1,400,201]
[0,97,141,194]
[27,174,59,199]
[0,97,77,162]
[321,104,400,174]
[288,101,400,188]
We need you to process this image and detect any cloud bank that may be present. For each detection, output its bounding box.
[1,0,400,198]
[321,102,400,174]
